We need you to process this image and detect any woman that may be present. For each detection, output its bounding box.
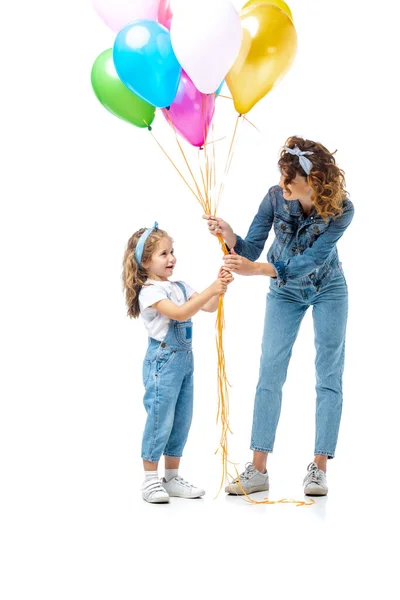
[204,136,354,496]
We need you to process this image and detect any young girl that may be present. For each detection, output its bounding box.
[204,136,354,496]
[122,223,232,503]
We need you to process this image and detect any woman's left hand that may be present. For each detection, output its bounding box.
[223,249,257,276]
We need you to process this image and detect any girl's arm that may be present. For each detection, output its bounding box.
[196,267,234,312]
[151,280,227,321]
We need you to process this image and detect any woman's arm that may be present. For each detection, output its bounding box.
[272,204,354,286]
[204,187,276,261]
[223,203,354,284]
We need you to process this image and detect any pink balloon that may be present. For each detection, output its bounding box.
[158,0,173,30]
[92,0,161,33]
[162,71,215,147]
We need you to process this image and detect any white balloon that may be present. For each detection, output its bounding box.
[92,0,161,33]
[170,0,242,94]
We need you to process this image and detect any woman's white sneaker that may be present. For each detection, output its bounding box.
[142,479,170,503]
[161,475,205,499]
[225,462,269,495]
[303,462,328,496]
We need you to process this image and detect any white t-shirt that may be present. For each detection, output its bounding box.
[139,279,196,341]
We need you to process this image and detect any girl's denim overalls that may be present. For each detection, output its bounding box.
[141,282,194,462]
[234,185,354,458]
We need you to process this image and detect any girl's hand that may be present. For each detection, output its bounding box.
[202,214,234,239]
[223,249,257,276]
[210,279,228,296]
[218,266,234,285]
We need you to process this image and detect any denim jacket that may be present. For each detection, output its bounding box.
[233,185,354,289]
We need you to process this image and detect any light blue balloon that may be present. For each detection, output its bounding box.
[113,20,181,109]
[216,81,225,96]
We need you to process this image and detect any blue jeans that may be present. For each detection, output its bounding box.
[141,318,194,462]
[251,267,348,458]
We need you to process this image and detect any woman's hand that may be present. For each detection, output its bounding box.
[223,249,257,276]
[202,214,237,249]
[218,266,234,285]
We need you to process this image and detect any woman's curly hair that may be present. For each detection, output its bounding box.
[278,136,348,220]
[122,227,171,319]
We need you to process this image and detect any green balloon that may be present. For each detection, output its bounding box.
[91,49,156,128]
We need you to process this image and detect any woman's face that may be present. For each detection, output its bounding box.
[279,170,311,201]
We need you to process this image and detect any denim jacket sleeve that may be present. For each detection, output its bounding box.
[272,203,355,286]
[232,190,275,261]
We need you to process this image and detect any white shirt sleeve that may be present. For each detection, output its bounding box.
[139,284,168,310]
[182,281,196,300]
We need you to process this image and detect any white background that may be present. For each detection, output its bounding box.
[1,0,399,598]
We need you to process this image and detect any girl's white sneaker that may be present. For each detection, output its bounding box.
[161,475,205,499]
[142,479,170,503]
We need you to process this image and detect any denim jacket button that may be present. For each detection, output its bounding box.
[161,343,166,348]
[281,224,286,231]
[310,274,315,279]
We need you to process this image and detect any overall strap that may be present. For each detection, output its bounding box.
[175,281,188,302]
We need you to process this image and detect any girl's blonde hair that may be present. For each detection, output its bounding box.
[278,136,348,221]
[122,227,171,319]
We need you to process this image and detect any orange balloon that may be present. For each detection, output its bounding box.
[226,4,297,114]
[242,0,293,23]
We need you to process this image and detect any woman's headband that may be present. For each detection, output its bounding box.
[284,146,314,175]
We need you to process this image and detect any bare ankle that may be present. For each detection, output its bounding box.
[314,455,328,472]
[253,450,268,473]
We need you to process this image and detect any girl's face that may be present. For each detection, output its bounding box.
[279,170,312,201]
[144,236,176,281]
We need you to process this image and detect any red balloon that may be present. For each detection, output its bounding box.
[158,0,173,30]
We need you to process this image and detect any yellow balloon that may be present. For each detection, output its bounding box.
[226,4,297,114]
[242,0,293,23]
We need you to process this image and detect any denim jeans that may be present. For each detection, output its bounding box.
[250,266,348,458]
[141,284,194,462]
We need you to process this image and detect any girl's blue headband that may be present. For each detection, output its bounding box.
[134,222,158,265]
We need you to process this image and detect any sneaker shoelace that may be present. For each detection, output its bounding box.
[303,463,323,486]
[233,462,256,483]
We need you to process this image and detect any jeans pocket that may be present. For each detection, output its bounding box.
[156,349,177,373]
[142,360,152,386]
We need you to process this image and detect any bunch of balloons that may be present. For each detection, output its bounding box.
[91,0,297,147]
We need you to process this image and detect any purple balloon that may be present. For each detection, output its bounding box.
[162,71,215,147]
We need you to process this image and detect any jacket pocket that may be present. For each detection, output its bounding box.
[274,214,297,243]
[306,220,329,245]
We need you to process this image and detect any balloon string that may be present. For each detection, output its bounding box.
[163,110,208,208]
[216,114,243,213]
[243,115,261,132]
